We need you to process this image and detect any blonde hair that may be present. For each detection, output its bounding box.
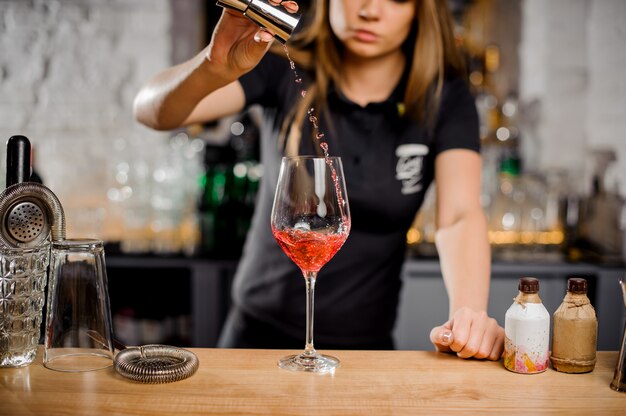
[274,0,466,155]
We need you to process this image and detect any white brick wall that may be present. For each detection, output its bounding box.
[519,0,626,197]
[0,0,172,240]
[586,0,626,196]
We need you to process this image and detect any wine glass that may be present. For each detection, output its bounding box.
[271,156,351,373]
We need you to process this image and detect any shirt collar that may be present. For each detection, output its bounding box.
[327,71,408,118]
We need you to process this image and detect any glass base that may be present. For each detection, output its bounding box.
[0,349,37,368]
[278,352,339,373]
[44,349,113,372]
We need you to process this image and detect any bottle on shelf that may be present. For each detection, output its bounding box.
[576,149,625,264]
[488,147,523,248]
[550,277,598,373]
[198,111,262,259]
[504,277,550,374]
[198,144,235,257]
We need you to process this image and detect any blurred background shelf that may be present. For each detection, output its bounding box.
[105,254,625,351]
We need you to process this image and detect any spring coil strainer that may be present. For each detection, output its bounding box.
[114,345,199,384]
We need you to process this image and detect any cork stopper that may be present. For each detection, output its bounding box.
[567,277,587,294]
[519,277,539,294]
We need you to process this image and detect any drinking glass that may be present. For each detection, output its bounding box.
[271,156,350,373]
[0,242,50,368]
[44,238,114,371]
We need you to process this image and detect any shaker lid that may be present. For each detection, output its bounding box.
[567,277,587,294]
[519,277,539,293]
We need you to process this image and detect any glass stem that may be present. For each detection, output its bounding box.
[303,271,317,357]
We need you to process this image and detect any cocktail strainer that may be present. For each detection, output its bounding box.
[0,182,66,248]
[114,344,199,384]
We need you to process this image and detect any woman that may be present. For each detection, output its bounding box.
[134,0,504,360]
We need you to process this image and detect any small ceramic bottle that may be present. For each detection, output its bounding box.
[550,277,598,373]
[504,277,550,374]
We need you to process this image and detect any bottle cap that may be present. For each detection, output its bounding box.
[519,277,539,294]
[567,277,587,294]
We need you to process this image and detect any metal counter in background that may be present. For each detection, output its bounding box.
[104,255,625,350]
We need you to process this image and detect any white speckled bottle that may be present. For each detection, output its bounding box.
[504,277,550,374]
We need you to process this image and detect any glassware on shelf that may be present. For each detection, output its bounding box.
[576,149,625,263]
[105,133,205,256]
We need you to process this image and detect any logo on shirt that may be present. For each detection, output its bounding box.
[395,144,428,195]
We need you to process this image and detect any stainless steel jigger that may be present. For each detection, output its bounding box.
[216,0,301,44]
[611,279,626,392]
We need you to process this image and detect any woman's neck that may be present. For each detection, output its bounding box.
[339,51,406,107]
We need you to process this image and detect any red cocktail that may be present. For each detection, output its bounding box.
[270,156,350,373]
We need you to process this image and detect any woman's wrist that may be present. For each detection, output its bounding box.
[200,46,239,90]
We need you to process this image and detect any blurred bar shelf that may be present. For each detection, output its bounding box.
[104,254,625,350]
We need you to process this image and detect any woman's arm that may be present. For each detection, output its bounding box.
[133,9,278,131]
[429,148,504,360]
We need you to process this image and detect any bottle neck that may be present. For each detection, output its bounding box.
[515,292,542,304]
[563,292,591,306]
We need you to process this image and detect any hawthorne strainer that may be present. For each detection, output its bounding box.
[114,344,199,384]
[0,182,66,248]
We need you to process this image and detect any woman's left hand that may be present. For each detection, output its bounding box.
[429,307,504,360]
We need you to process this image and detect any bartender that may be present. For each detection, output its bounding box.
[133,0,504,359]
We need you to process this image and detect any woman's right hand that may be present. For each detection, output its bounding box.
[133,1,298,131]
[207,2,299,82]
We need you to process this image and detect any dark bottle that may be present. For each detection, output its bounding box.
[5,135,31,187]
[198,144,236,258]
[242,161,261,235]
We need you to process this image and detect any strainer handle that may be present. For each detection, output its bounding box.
[6,135,31,187]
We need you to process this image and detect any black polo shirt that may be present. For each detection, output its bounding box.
[230,52,479,346]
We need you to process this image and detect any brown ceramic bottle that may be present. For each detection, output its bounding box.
[550,278,598,373]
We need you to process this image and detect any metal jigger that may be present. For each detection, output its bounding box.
[610,279,626,392]
[216,0,301,44]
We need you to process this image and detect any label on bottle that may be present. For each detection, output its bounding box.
[504,302,550,374]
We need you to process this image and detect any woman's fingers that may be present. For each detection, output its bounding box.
[471,317,501,359]
[267,0,299,13]
[282,1,299,13]
[429,323,454,352]
[254,29,274,43]
[431,307,504,361]
[488,325,505,361]
[455,311,488,359]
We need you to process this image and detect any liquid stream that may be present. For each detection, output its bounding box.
[283,45,348,222]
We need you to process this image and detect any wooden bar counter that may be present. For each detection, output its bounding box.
[1,348,624,415]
